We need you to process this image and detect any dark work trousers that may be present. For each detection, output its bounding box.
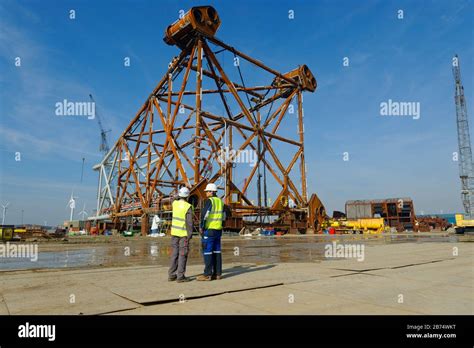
[201,229,222,276]
[169,236,189,279]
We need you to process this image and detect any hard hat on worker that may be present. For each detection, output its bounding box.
[204,183,218,192]
[178,187,190,198]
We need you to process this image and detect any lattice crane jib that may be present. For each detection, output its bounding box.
[453,55,474,218]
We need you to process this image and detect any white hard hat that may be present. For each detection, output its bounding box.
[178,187,190,198]
[204,183,218,192]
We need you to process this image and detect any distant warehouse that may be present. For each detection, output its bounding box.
[345,198,416,231]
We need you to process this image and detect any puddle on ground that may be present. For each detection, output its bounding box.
[0,234,458,270]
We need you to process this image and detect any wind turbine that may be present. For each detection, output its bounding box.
[67,191,78,221]
[78,203,88,220]
[1,202,10,225]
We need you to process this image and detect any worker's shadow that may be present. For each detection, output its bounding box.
[220,264,276,279]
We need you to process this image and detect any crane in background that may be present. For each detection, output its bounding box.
[89,94,111,154]
[453,55,474,233]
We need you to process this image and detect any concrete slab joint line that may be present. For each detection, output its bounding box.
[330,257,456,273]
[140,283,283,307]
[97,282,285,315]
[0,294,11,315]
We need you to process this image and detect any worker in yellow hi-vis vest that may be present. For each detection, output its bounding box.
[197,183,225,281]
[168,187,193,283]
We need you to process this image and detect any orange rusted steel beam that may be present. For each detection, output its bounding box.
[194,39,203,184]
[297,91,308,202]
[188,65,265,99]
[202,41,258,129]
[210,88,292,132]
[159,86,280,96]
[207,36,299,87]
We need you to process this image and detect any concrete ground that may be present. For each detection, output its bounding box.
[0,240,472,315]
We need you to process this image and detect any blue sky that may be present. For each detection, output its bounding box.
[0,0,473,225]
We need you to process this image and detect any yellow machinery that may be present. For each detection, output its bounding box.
[454,214,474,234]
[345,218,385,233]
[345,218,386,234]
[0,227,35,241]
[0,226,14,241]
[325,218,386,234]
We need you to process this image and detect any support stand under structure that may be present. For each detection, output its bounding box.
[93,6,326,234]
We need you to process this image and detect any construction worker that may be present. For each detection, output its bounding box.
[150,215,161,236]
[197,183,225,281]
[168,187,193,283]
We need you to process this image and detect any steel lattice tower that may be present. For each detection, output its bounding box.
[453,54,474,218]
[93,6,327,234]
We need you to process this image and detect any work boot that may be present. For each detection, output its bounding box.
[196,275,212,281]
[211,274,223,280]
[176,277,191,283]
[168,275,177,282]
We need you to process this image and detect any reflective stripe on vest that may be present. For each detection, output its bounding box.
[205,196,223,230]
[171,199,192,237]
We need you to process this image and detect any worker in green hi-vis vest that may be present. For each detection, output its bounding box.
[168,187,193,283]
[196,183,225,281]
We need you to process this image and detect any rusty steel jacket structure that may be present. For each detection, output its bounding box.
[93,6,326,234]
